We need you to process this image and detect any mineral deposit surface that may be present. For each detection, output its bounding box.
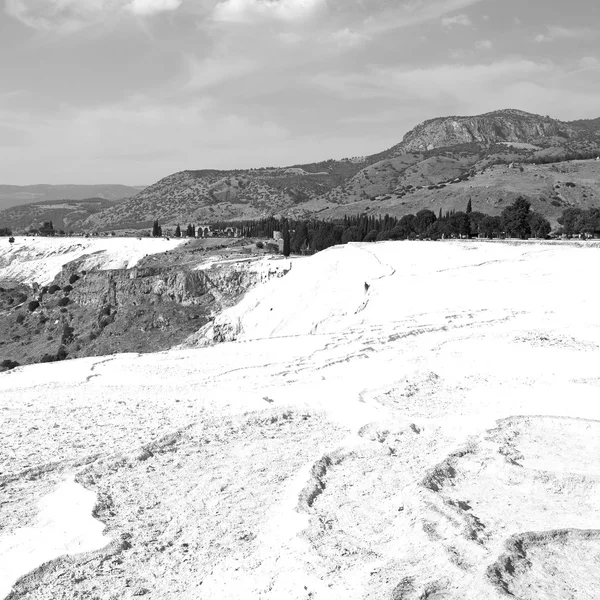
[1,240,600,599]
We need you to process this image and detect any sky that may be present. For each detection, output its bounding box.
[1,0,599,185]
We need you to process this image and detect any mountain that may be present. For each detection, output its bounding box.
[5,110,600,233]
[396,109,581,152]
[0,198,123,233]
[0,184,143,211]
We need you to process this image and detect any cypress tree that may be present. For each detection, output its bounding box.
[175,224,181,238]
[466,198,472,214]
[282,219,291,257]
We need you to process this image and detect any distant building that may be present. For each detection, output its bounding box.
[197,225,212,238]
[196,224,240,238]
[222,227,239,238]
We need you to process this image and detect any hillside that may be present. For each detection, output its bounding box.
[316,158,600,225]
[0,198,121,233]
[0,184,142,211]
[3,240,600,599]
[0,237,288,369]
[3,110,600,233]
[82,161,365,232]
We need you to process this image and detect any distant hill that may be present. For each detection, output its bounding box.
[0,198,121,233]
[5,110,600,233]
[0,184,143,211]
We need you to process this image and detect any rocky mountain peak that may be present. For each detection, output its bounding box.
[398,109,577,152]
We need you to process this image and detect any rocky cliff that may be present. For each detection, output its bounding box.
[1,252,291,370]
[58,258,291,309]
[397,109,578,152]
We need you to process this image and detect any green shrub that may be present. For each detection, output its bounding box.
[61,325,75,344]
[57,297,70,307]
[48,284,60,294]
[0,359,19,370]
[62,285,73,294]
[28,300,40,312]
[99,317,111,329]
[68,274,80,284]
[16,313,25,324]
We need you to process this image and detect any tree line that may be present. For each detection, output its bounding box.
[215,197,550,253]
[148,196,559,256]
[557,207,600,236]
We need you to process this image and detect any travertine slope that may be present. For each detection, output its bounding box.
[1,240,600,599]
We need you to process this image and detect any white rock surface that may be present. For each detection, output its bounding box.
[1,240,599,599]
[0,237,186,285]
[0,476,111,599]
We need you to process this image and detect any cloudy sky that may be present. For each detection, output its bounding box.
[1,0,599,185]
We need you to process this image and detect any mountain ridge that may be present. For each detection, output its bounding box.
[0,184,143,212]
[2,109,600,233]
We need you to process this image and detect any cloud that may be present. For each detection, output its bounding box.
[183,55,259,89]
[441,14,471,27]
[311,57,600,123]
[311,59,554,107]
[331,28,369,47]
[475,39,492,50]
[534,26,589,43]
[212,0,325,23]
[126,0,182,16]
[0,95,294,183]
[5,0,181,30]
[579,56,600,70]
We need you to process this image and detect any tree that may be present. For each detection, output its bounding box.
[152,220,161,237]
[291,221,308,254]
[341,226,361,244]
[363,229,378,242]
[479,215,500,239]
[395,214,416,239]
[528,212,551,239]
[39,221,55,237]
[414,209,437,235]
[282,219,291,256]
[447,211,470,238]
[174,224,181,238]
[501,197,531,239]
[466,198,472,214]
[8,236,14,244]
